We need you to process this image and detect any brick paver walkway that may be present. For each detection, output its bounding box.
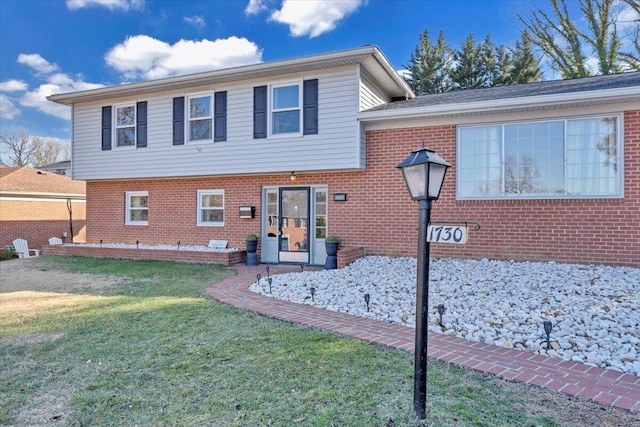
[207,265,640,414]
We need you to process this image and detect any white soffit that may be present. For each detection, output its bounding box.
[357,87,640,123]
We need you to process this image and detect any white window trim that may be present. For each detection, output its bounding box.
[113,102,136,150]
[125,191,148,225]
[186,92,214,144]
[456,114,624,200]
[269,80,303,138]
[197,190,225,226]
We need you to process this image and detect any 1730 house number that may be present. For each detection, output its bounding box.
[427,225,468,244]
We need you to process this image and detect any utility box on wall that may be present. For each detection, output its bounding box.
[239,206,255,219]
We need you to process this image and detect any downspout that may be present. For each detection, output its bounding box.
[66,198,74,243]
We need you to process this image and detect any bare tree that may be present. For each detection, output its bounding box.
[0,128,69,167]
[30,137,66,167]
[519,0,640,77]
[0,129,35,166]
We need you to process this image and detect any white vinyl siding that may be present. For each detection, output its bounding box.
[360,71,389,111]
[71,68,362,180]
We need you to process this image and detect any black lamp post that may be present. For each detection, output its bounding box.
[397,147,451,420]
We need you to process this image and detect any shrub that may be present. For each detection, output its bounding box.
[246,233,258,241]
[0,249,19,261]
[325,235,339,243]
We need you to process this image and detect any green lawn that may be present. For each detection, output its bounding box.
[0,256,563,426]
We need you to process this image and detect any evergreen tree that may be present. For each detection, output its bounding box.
[404,29,453,94]
[509,31,543,84]
[494,45,514,85]
[451,34,499,89]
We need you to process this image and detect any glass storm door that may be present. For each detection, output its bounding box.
[279,188,310,263]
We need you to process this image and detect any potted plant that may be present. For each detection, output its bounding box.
[325,235,339,269]
[245,233,259,266]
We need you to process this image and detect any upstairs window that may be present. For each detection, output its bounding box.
[197,190,224,226]
[188,94,212,142]
[253,79,317,139]
[125,191,148,225]
[102,102,147,150]
[272,83,301,135]
[115,104,136,147]
[457,116,621,199]
[173,92,226,145]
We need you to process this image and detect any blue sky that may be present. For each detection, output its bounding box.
[0,0,617,152]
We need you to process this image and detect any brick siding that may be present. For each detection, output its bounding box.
[0,199,86,250]
[83,109,639,267]
[42,244,245,265]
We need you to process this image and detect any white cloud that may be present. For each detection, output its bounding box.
[17,54,60,75]
[66,0,144,11]
[0,94,21,120]
[0,80,28,92]
[21,78,104,120]
[105,35,263,80]
[269,0,364,38]
[245,0,269,15]
[12,54,104,121]
[183,15,206,29]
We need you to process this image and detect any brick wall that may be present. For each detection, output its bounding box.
[0,199,86,250]
[83,109,639,267]
[42,244,245,265]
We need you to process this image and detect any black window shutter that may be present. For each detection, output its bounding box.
[303,79,318,135]
[214,91,227,142]
[173,97,185,145]
[136,101,147,148]
[253,86,267,139]
[101,106,112,151]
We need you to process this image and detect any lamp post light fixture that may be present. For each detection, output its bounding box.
[397,147,451,420]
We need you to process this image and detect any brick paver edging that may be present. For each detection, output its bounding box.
[207,265,640,413]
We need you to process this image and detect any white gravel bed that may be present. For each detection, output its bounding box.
[249,256,640,376]
[66,243,240,252]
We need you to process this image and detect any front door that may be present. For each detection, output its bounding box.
[278,187,310,263]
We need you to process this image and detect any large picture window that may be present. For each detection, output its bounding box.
[125,191,148,225]
[188,94,213,142]
[457,116,620,199]
[271,82,301,135]
[197,190,224,226]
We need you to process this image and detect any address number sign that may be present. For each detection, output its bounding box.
[427,225,468,244]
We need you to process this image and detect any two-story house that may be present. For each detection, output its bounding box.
[48,46,640,267]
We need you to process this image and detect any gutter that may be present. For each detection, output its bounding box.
[357,86,640,122]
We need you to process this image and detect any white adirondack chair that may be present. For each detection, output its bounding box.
[48,237,63,245]
[12,238,40,258]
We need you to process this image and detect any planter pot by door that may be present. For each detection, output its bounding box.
[246,240,258,266]
[325,242,338,269]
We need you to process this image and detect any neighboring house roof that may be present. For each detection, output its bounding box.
[39,160,71,170]
[0,166,85,199]
[48,45,414,105]
[359,72,640,122]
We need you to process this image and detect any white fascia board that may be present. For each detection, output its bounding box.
[357,86,640,122]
